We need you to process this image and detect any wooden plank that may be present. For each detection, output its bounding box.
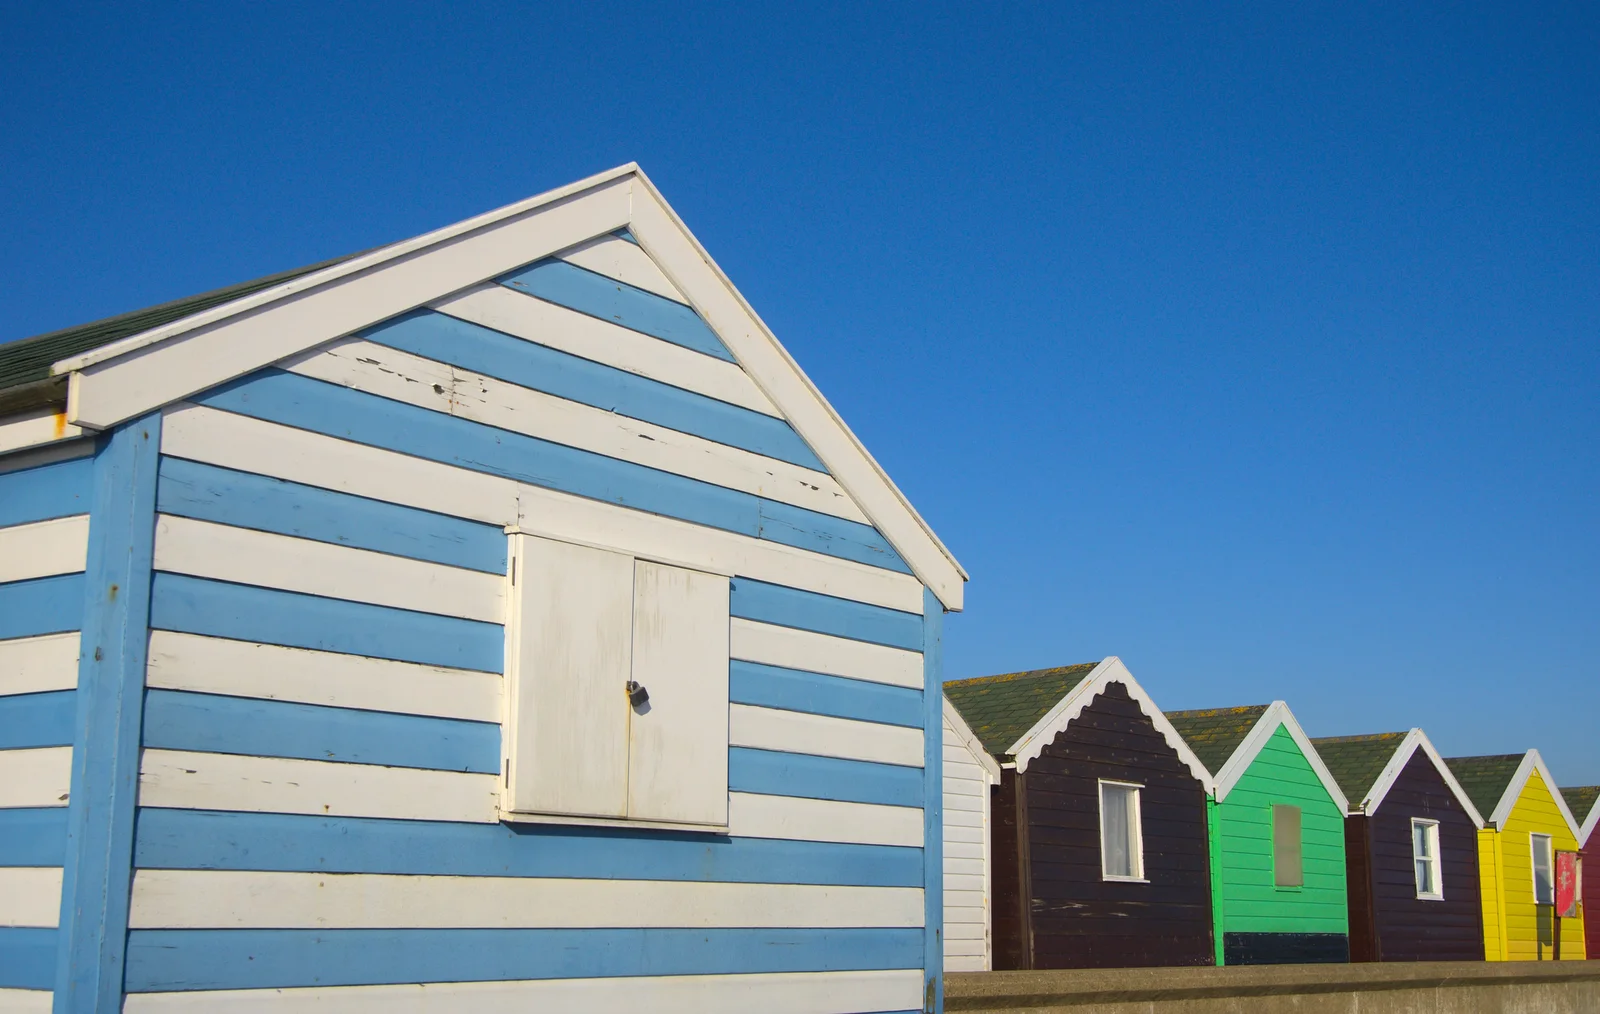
[0,690,75,750]
[0,632,80,697]
[730,704,923,768]
[161,404,924,613]
[0,455,92,527]
[153,515,504,624]
[137,750,500,824]
[0,406,84,455]
[730,660,921,728]
[627,561,730,826]
[730,619,921,689]
[283,338,866,522]
[0,747,72,809]
[121,968,923,1014]
[127,869,922,929]
[0,867,62,927]
[503,536,632,820]
[432,284,778,416]
[729,747,923,809]
[0,515,89,584]
[557,233,687,302]
[731,578,922,650]
[0,989,51,1012]
[0,808,68,867]
[729,792,923,848]
[146,632,499,723]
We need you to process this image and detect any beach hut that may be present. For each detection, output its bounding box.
[1444,751,1585,961]
[1559,786,1598,958]
[942,696,1001,971]
[1311,730,1485,962]
[1165,703,1349,966]
[943,658,1215,970]
[0,165,967,1014]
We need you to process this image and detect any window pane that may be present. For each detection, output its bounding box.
[1413,822,1431,859]
[1101,783,1136,878]
[1532,835,1554,905]
[1273,805,1303,887]
[1415,859,1433,895]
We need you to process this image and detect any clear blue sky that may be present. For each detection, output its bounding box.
[4,4,1596,782]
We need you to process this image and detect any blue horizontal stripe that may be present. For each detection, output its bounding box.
[730,578,923,651]
[0,808,67,866]
[133,809,923,887]
[157,457,506,574]
[0,454,92,528]
[730,748,922,808]
[0,690,75,750]
[195,369,903,572]
[0,573,83,641]
[0,927,55,990]
[730,660,923,728]
[125,926,920,992]
[143,690,499,774]
[365,308,821,469]
[499,258,730,359]
[149,574,503,673]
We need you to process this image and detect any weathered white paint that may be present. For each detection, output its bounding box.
[128,869,921,930]
[282,338,866,522]
[0,514,89,583]
[729,618,922,689]
[431,284,779,416]
[0,989,52,1013]
[729,703,923,768]
[145,631,500,723]
[0,747,72,808]
[137,749,500,824]
[0,867,62,927]
[942,699,998,971]
[122,969,924,1014]
[0,405,84,455]
[557,233,687,302]
[152,515,505,624]
[161,404,924,614]
[0,632,80,697]
[626,560,730,826]
[728,792,923,848]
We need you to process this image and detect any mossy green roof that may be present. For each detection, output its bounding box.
[1308,732,1408,802]
[1560,785,1599,826]
[1442,754,1525,817]
[1164,705,1271,775]
[943,663,1099,759]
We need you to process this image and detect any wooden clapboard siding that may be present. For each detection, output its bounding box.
[0,515,89,584]
[1494,770,1584,960]
[0,455,93,528]
[1581,823,1599,957]
[0,987,52,1011]
[0,633,81,698]
[1363,749,1484,962]
[730,619,923,689]
[0,867,63,927]
[557,232,687,302]
[942,711,994,971]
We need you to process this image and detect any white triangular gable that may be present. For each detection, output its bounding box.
[1207,701,1350,812]
[1005,657,1214,791]
[1477,750,1582,836]
[1363,728,1485,827]
[49,165,966,608]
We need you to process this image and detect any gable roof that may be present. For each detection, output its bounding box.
[0,165,966,609]
[1167,702,1348,811]
[1563,786,1600,846]
[1445,750,1580,834]
[942,663,1098,759]
[1165,705,1270,774]
[942,695,1002,783]
[1312,729,1483,825]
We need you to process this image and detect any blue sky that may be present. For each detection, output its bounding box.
[3,3,1597,781]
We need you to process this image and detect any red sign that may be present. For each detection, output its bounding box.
[1555,851,1580,919]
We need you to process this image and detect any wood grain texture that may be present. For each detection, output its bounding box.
[0,515,89,584]
[0,633,80,697]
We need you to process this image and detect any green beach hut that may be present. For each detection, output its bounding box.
[1167,702,1351,965]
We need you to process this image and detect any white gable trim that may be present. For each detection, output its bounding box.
[1577,795,1600,848]
[1208,702,1349,813]
[43,165,966,609]
[1480,750,1581,837]
[943,695,1001,783]
[1363,729,1485,828]
[1005,658,1213,792]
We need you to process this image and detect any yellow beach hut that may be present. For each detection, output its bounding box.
[1444,751,1585,961]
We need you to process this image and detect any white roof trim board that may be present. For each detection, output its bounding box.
[1206,701,1350,813]
[1576,794,1600,848]
[1006,657,1214,792]
[1478,749,1582,837]
[42,165,967,609]
[1356,729,1485,829]
[943,695,1001,783]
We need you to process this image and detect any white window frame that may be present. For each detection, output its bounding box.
[1411,818,1444,901]
[1530,833,1554,905]
[1098,779,1146,883]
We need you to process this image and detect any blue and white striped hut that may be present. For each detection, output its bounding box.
[0,165,967,1014]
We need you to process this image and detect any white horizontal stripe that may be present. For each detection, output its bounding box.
[945,840,984,860]
[946,955,986,971]
[138,750,500,824]
[945,857,984,876]
[129,870,921,930]
[123,969,923,1014]
[0,514,89,583]
[944,824,984,845]
[0,632,79,696]
[0,405,85,455]
[729,619,921,689]
[284,338,867,523]
[0,747,72,808]
[557,233,687,302]
[432,284,781,416]
[944,874,982,893]
[0,989,51,1013]
[152,515,505,624]
[944,807,983,829]
[944,792,982,813]
[944,919,987,941]
[0,867,62,927]
[729,792,923,848]
[161,405,923,614]
[730,704,923,768]
[146,632,501,723]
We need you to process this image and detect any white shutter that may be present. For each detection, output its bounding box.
[627,560,731,826]
[503,535,633,818]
